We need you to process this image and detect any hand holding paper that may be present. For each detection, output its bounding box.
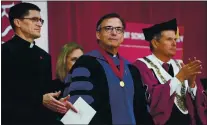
[61,97,96,124]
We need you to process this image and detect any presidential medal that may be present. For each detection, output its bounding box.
[120,81,125,87]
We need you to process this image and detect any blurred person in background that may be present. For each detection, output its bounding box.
[53,42,84,96]
[56,42,84,84]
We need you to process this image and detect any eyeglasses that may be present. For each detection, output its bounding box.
[20,17,44,25]
[99,26,124,34]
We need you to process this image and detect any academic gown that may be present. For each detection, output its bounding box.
[133,55,207,125]
[63,50,153,125]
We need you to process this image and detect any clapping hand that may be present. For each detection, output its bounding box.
[176,57,202,85]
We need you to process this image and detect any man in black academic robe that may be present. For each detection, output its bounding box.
[63,13,153,125]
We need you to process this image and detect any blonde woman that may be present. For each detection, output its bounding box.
[56,42,84,83]
[52,42,84,93]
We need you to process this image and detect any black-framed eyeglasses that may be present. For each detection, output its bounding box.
[20,17,44,25]
[99,26,124,34]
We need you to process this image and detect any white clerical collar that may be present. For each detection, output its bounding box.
[152,54,171,65]
[29,42,35,48]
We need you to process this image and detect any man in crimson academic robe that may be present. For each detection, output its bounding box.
[133,18,207,125]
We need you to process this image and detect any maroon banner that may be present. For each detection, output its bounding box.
[1,1,20,43]
[119,22,184,63]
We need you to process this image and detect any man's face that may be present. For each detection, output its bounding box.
[155,30,177,57]
[18,10,43,40]
[96,17,124,49]
[66,49,83,72]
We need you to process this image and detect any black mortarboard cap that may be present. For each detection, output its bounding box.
[143,18,177,42]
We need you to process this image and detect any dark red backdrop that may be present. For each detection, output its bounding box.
[48,2,207,79]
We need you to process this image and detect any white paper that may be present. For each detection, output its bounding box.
[61,97,96,124]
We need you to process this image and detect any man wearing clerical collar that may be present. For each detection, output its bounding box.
[133,18,206,125]
[2,2,76,125]
[64,13,153,124]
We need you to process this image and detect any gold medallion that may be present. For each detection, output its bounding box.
[120,81,125,87]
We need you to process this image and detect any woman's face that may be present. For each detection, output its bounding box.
[66,48,83,72]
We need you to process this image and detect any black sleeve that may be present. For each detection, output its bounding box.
[67,55,113,124]
[128,64,154,125]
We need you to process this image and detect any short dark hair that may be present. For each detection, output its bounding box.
[9,2,41,30]
[96,13,126,31]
